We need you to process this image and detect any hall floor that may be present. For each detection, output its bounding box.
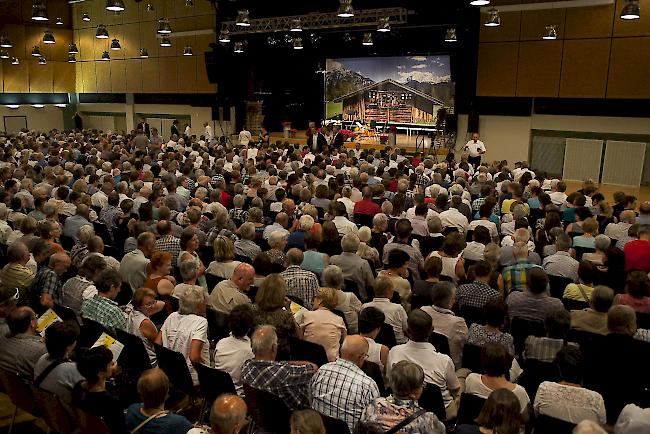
[565,182,650,205]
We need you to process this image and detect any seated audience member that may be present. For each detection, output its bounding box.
[156,285,209,386]
[0,241,35,302]
[357,360,445,434]
[330,233,375,301]
[290,409,325,434]
[468,202,499,241]
[572,217,599,249]
[362,275,409,344]
[321,264,362,334]
[383,219,424,280]
[501,242,543,294]
[563,260,598,305]
[209,263,255,314]
[144,251,176,297]
[624,224,650,272]
[61,255,105,315]
[126,287,160,366]
[467,300,515,356]
[386,309,461,420]
[119,232,155,291]
[213,304,255,395]
[583,234,611,266]
[234,222,262,262]
[0,306,47,377]
[33,322,83,411]
[358,307,390,374]
[534,346,606,425]
[241,325,316,411]
[266,230,289,267]
[30,251,71,309]
[428,232,466,283]
[280,248,320,308]
[125,368,193,433]
[299,286,347,361]
[203,394,249,434]
[456,261,501,310]
[81,269,126,330]
[412,256,442,310]
[177,227,207,290]
[207,234,243,279]
[310,335,380,432]
[72,346,125,434]
[524,308,575,362]
[542,233,579,282]
[301,232,330,276]
[378,249,412,305]
[570,285,614,335]
[615,404,650,434]
[500,229,541,267]
[457,389,525,434]
[465,343,530,413]
[420,281,468,367]
[463,226,491,261]
[613,270,650,314]
[507,268,563,322]
[173,260,207,301]
[605,210,636,248]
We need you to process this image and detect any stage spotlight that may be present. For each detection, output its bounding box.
[291,18,302,32]
[621,0,640,19]
[219,30,231,43]
[236,9,250,27]
[11,57,19,65]
[146,3,154,12]
[110,38,121,50]
[68,54,76,62]
[32,46,42,56]
[68,43,78,53]
[96,24,109,39]
[445,28,457,42]
[0,37,12,48]
[105,0,125,12]
[55,104,67,108]
[101,50,110,60]
[484,9,501,27]
[32,104,45,108]
[293,37,303,50]
[140,48,149,58]
[183,46,193,55]
[82,13,91,21]
[42,30,55,44]
[185,0,193,6]
[159,36,172,47]
[362,32,373,46]
[470,0,490,5]
[234,41,244,53]
[0,50,9,59]
[38,57,47,65]
[32,1,49,21]
[377,17,390,32]
[542,25,557,40]
[6,105,20,109]
[157,18,172,34]
[55,17,64,25]
[337,0,354,18]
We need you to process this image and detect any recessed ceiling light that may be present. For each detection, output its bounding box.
[6,105,20,109]
[484,9,501,27]
[55,104,67,108]
[32,104,45,108]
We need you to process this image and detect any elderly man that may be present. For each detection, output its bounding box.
[0,306,47,378]
[570,285,614,335]
[234,222,261,261]
[81,269,126,330]
[241,325,316,411]
[507,268,564,322]
[203,394,248,434]
[310,335,380,432]
[154,220,181,265]
[330,233,375,301]
[500,228,541,266]
[0,241,35,301]
[362,275,409,344]
[30,252,71,310]
[543,234,579,282]
[62,203,92,239]
[209,263,254,314]
[120,232,155,291]
[280,248,319,308]
[439,196,469,234]
[502,241,544,294]
[605,210,637,248]
[263,212,290,241]
[332,201,359,237]
[382,219,424,280]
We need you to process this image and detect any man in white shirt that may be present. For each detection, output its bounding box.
[439,196,469,234]
[464,133,486,168]
[203,122,214,141]
[361,276,409,344]
[213,304,255,395]
[548,180,568,206]
[332,202,358,237]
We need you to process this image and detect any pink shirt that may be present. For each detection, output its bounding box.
[299,308,347,361]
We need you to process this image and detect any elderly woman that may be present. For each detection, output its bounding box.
[357,226,380,268]
[572,217,598,249]
[61,255,106,314]
[614,271,650,314]
[467,300,515,355]
[235,222,262,261]
[173,260,208,301]
[322,264,362,334]
[206,234,242,279]
[299,286,347,362]
[70,224,94,267]
[583,234,611,266]
[127,287,162,366]
[301,204,323,238]
[266,230,288,267]
[252,274,300,356]
[457,389,525,434]
[246,207,266,242]
[287,215,314,251]
[370,213,389,258]
[358,360,446,434]
[145,251,176,297]
[156,285,209,386]
[428,232,466,282]
[178,227,207,290]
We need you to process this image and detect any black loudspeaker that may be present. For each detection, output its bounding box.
[445,114,458,135]
[467,111,479,133]
[211,105,231,122]
[204,51,218,84]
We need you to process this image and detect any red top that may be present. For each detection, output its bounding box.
[624,239,650,272]
[354,199,381,216]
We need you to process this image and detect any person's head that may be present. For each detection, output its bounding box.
[149,251,172,276]
[77,346,116,385]
[358,306,385,339]
[395,219,413,240]
[386,249,409,274]
[555,345,584,385]
[373,275,394,299]
[44,321,79,359]
[390,360,425,401]
[231,263,255,292]
[131,287,157,316]
[431,281,456,310]
[290,409,325,434]
[406,308,434,342]
[339,335,369,368]
[626,270,650,298]
[340,233,360,253]
[527,268,548,295]
[95,269,122,300]
[179,227,199,252]
[481,342,513,378]
[251,325,278,359]
[209,394,248,434]
[228,304,255,339]
[178,285,207,316]
[214,234,236,262]
[607,305,637,336]
[544,308,571,339]
[137,232,156,256]
[484,299,508,328]
[475,389,524,434]
[137,368,170,410]
[594,234,611,252]
[470,260,492,282]
[589,285,614,313]
[268,230,288,251]
[573,420,608,434]
[423,256,442,280]
[256,274,287,311]
[285,248,304,268]
[321,264,344,290]
[7,306,37,336]
[313,286,338,310]
[7,241,30,265]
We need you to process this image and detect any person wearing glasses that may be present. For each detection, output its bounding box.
[0,306,46,378]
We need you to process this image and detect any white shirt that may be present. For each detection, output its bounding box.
[534,381,606,424]
[204,124,214,140]
[616,404,650,434]
[160,312,210,386]
[439,208,469,233]
[465,140,486,158]
[406,206,439,221]
[337,197,355,217]
[332,216,359,237]
[386,340,460,407]
[361,298,408,344]
[184,126,191,136]
[465,373,530,413]
[468,219,498,239]
[549,191,568,206]
[213,334,254,395]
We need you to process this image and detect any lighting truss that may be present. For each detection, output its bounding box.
[220,7,408,35]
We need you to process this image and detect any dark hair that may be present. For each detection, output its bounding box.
[228,304,255,338]
[179,227,196,251]
[423,256,442,279]
[527,268,548,294]
[358,307,385,335]
[44,321,80,359]
[544,308,571,339]
[475,389,524,434]
[95,269,122,294]
[555,345,584,385]
[77,346,113,384]
[470,260,492,278]
[303,232,321,250]
[441,232,466,257]
[481,342,513,377]
[387,249,410,269]
[484,299,508,328]
[577,260,597,285]
[8,307,35,335]
[626,271,650,298]
[407,309,433,342]
[252,252,273,277]
[479,203,493,219]
[473,226,491,245]
[395,219,413,239]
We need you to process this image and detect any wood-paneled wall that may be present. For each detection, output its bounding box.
[72,0,215,93]
[477,0,650,99]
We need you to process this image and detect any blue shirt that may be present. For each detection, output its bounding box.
[125,403,192,434]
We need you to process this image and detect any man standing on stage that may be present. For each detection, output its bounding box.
[464,132,486,167]
[204,122,214,141]
[307,121,327,153]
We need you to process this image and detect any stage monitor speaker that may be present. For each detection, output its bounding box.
[445,114,458,135]
[467,112,479,133]
[204,51,218,84]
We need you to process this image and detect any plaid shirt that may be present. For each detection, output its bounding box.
[228,208,249,225]
[31,265,63,305]
[280,265,319,307]
[81,294,126,330]
[501,260,543,295]
[154,234,181,265]
[310,358,380,432]
[456,281,500,310]
[99,205,121,231]
[241,359,315,411]
[524,336,579,363]
[415,173,431,189]
[472,196,500,215]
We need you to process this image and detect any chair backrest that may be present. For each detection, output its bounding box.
[78,317,111,349]
[243,384,291,434]
[375,323,397,349]
[517,359,560,399]
[361,361,386,397]
[93,222,113,246]
[510,317,545,356]
[75,409,110,434]
[205,307,230,343]
[195,363,236,405]
[205,273,226,293]
[418,383,446,421]
[533,414,577,434]
[319,412,351,434]
[32,386,75,434]
[153,344,194,396]
[52,303,79,325]
[354,213,374,228]
[457,305,485,327]
[117,281,133,307]
[429,332,451,357]
[637,312,650,330]
[0,368,37,415]
[287,336,328,367]
[547,275,574,299]
[343,279,362,302]
[562,298,588,312]
[456,393,486,425]
[573,246,595,261]
[115,328,152,375]
[461,344,483,373]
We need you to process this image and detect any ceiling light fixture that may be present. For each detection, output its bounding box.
[542,24,557,40]
[32,104,45,108]
[377,17,390,32]
[110,38,121,50]
[620,0,640,20]
[32,46,42,56]
[96,24,109,38]
[105,0,124,12]
[31,1,49,21]
[234,41,244,53]
[337,0,354,18]
[68,42,78,53]
[68,54,76,62]
[445,28,457,42]
[43,30,55,44]
[362,32,373,46]
[236,10,250,27]
[159,36,171,47]
[484,9,501,27]
[38,57,47,65]
[470,0,490,5]
[55,16,63,25]
[157,18,172,34]
[183,46,193,55]
[82,12,91,21]
[0,37,11,48]
[219,30,231,43]
[139,48,149,58]
[6,105,20,109]
[101,50,110,60]
[185,0,193,6]
[11,57,19,65]
[146,3,154,12]
[55,104,67,108]
[290,18,302,32]
[0,50,9,59]
[293,37,303,50]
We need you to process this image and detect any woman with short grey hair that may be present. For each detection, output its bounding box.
[321,264,362,334]
[235,221,262,261]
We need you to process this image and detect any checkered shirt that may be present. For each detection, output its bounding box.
[416,173,431,189]
[472,197,501,215]
[310,358,380,432]
[524,336,579,363]
[154,235,181,265]
[228,208,249,225]
[81,294,127,330]
[501,260,543,295]
[32,265,63,305]
[456,281,500,310]
[280,265,319,307]
[241,359,315,411]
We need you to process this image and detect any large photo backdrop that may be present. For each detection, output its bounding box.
[325,56,454,126]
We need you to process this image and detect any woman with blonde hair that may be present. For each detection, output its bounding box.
[299,286,347,361]
[322,264,362,334]
[357,226,380,268]
[290,409,325,434]
[206,234,242,279]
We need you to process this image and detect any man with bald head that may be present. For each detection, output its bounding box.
[154,219,181,264]
[207,394,248,434]
[310,335,380,432]
[209,263,254,314]
[30,252,71,310]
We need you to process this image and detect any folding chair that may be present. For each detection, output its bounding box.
[32,386,76,434]
[153,344,196,398]
[0,368,38,434]
[287,336,328,367]
[533,414,576,434]
[75,409,110,434]
[195,363,236,422]
[205,307,230,343]
[319,412,350,434]
[243,384,291,434]
[456,393,486,425]
[429,332,451,357]
[375,323,397,349]
[418,383,446,422]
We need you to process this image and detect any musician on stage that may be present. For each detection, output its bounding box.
[464,132,486,167]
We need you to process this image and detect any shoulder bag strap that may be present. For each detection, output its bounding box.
[34,359,66,388]
[384,408,427,434]
[576,284,590,303]
[130,410,169,434]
